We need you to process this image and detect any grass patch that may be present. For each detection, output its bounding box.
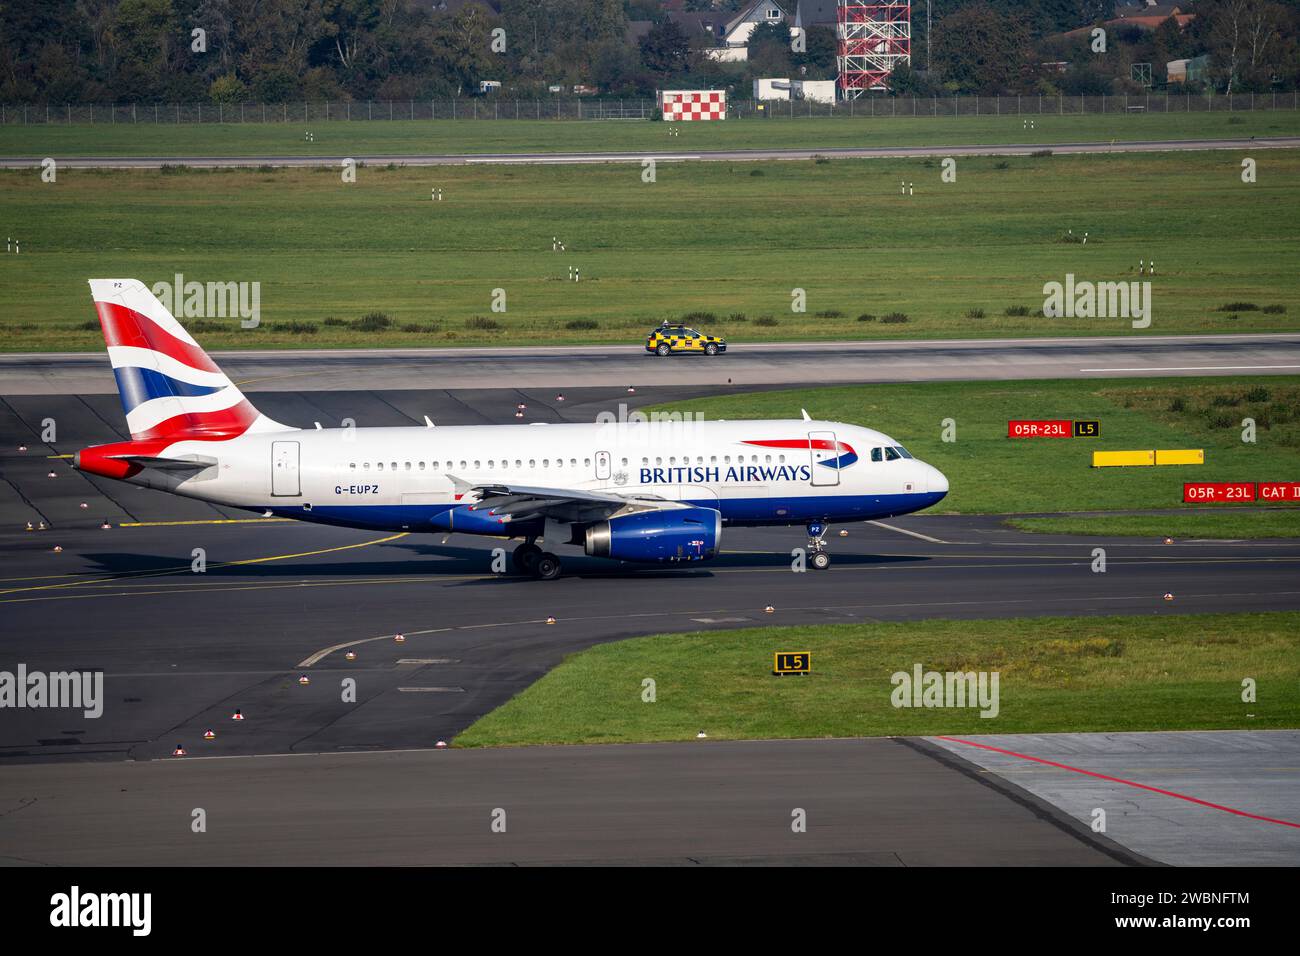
[0,147,1295,351]
[454,612,1300,747]
[4,112,1296,159]
[269,320,317,334]
[1007,511,1300,538]
[646,376,1300,514]
[352,311,392,332]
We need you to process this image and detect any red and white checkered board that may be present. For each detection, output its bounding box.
[661,92,726,121]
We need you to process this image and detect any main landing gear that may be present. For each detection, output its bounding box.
[513,540,562,580]
[806,520,831,570]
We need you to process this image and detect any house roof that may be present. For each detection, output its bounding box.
[725,0,790,36]
[793,0,838,28]
[667,9,740,40]
[1058,8,1193,39]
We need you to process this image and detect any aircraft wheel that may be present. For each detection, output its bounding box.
[513,542,541,574]
[533,552,562,581]
[810,551,831,571]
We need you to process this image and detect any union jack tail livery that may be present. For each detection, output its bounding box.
[89,278,290,442]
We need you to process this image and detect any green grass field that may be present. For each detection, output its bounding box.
[454,612,1300,747]
[1008,512,1300,537]
[0,148,1296,350]
[648,377,1300,522]
[1,111,1296,158]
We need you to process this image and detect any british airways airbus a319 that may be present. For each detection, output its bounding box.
[75,279,949,579]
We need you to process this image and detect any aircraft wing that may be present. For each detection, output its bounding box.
[450,477,682,525]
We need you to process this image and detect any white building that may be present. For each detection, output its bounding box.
[792,79,835,103]
[754,77,792,101]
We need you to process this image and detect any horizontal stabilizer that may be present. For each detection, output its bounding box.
[108,454,215,472]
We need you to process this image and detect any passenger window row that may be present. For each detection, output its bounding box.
[345,452,790,471]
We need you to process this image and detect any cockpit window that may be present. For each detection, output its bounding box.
[884,446,902,461]
[893,446,913,459]
[870,447,883,462]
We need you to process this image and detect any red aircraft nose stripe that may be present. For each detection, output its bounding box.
[742,438,855,453]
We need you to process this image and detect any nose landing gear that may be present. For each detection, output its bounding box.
[806,520,831,570]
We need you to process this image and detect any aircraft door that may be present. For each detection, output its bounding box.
[595,450,612,481]
[808,430,840,487]
[271,441,301,496]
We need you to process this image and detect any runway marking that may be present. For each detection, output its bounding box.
[7,555,1300,606]
[1080,365,1300,372]
[226,532,407,566]
[397,686,464,693]
[989,767,1300,776]
[299,627,454,667]
[937,736,1300,830]
[119,517,290,527]
[149,745,456,762]
[870,520,949,544]
[0,532,408,596]
[231,371,328,388]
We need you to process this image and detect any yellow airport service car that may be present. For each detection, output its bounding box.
[645,324,727,356]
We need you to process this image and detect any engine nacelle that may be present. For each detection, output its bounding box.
[585,507,721,563]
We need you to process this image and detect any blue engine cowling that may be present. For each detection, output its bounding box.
[585,507,721,563]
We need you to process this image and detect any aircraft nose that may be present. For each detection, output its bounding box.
[925,463,949,496]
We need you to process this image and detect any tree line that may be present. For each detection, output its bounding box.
[1,0,1296,104]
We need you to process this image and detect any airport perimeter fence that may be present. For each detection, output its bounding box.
[1,91,1298,125]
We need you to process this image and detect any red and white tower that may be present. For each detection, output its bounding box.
[837,1,911,98]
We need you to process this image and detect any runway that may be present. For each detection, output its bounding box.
[2,136,1298,169]
[4,382,1300,765]
[3,380,1298,866]
[5,333,1300,394]
[931,731,1300,866]
[0,738,1146,866]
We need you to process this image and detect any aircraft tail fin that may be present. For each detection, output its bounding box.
[88,279,293,442]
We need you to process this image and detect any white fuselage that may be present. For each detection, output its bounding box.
[134,418,948,534]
